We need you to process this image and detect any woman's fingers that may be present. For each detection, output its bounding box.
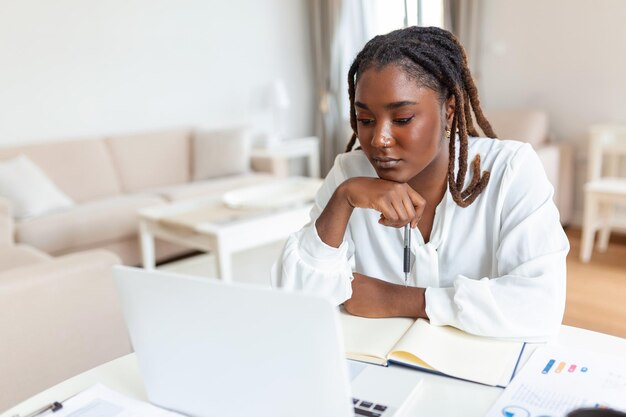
[379,193,414,228]
[344,177,426,228]
[401,195,419,228]
[390,198,410,226]
[406,188,426,228]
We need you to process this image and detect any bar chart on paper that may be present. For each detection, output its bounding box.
[485,345,626,417]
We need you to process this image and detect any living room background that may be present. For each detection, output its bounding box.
[1,0,626,222]
[0,0,315,145]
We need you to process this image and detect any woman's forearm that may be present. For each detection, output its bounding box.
[345,273,428,319]
[315,182,355,248]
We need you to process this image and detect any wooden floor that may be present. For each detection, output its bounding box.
[564,227,626,338]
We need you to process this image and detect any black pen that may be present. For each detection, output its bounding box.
[403,224,411,286]
[20,401,63,417]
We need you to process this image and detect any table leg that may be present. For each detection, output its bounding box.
[214,244,233,282]
[139,221,156,269]
[309,146,320,178]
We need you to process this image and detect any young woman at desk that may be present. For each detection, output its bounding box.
[271,26,569,340]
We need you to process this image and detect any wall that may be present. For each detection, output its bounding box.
[477,0,626,223]
[0,0,314,145]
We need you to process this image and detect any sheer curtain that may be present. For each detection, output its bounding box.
[443,0,482,75]
[310,0,367,175]
[311,0,456,174]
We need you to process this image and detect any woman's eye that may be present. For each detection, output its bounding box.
[394,117,414,125]
[357,118,374,126]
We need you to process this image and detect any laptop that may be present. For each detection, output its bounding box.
[113,266,423,417]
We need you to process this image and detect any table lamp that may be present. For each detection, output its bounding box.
[268,79,291,146]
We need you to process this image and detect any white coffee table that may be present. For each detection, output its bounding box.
[138,177,322,281]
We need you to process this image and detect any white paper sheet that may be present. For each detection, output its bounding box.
[49,384,181,417]
[484,345,626,417]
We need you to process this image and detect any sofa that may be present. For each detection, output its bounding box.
[0,127,279,265]
[484,110,574,225]
[0,241,131,411]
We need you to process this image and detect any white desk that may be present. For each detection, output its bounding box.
[3,326,625,417]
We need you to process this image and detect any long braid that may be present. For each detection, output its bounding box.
[345,63,358,152]
[345,26,496,207]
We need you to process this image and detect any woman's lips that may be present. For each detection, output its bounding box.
[373,157,401,169]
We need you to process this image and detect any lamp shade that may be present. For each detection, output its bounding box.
[270,79,291,109]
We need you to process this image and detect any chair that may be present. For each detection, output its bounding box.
[580,125,626,262]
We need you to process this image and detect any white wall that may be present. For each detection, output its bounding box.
[0,0,314,144]
[478,0,626,223]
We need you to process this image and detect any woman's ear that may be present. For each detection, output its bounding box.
[445,96,456,126]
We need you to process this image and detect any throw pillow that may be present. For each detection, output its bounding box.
[192,127,251,181]
[0,155,74,219]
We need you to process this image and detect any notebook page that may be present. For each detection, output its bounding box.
[390,319,523,386]
[339,309,414,365]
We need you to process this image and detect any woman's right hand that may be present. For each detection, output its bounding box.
[339,177,425,229]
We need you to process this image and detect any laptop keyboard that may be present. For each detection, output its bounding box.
[352,398,389,416]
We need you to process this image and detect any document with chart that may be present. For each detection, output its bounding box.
[484,345,626,417]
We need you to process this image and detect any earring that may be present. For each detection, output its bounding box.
[445,128,451,140]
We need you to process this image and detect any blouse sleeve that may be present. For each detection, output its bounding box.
[270,156,355,306]
[425,143,569,341]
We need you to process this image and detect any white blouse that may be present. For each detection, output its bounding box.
[271,138,569,341]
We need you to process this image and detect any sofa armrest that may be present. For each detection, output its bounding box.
[0,250,132,410]
[0,196,14,245]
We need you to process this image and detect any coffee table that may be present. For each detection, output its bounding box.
[138,177,322,281]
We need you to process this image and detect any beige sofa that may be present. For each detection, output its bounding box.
[0,128,277,265]
[0,241,131,411]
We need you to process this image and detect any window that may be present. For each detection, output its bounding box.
[338,0,444,122]
[363,0,444,39]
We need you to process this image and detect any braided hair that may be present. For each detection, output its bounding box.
[345,26,496,207]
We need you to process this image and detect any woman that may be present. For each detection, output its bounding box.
[271,26,568,341]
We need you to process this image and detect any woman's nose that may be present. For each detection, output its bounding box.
[372,127,394,149]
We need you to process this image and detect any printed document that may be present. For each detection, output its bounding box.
[484,345,626,417]
[51,384,181,417]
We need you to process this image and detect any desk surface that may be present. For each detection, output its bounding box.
[3,325,625,417]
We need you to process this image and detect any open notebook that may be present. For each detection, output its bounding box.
[340,309,525,387]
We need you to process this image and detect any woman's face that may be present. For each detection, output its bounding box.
[354,64,453,185]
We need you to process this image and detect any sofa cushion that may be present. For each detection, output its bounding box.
[192,127,251,180]
[0,155,74,219]
[0,139,122,203]
[149,173,277,201]
[107,129,191,193]
[0,244,51,272]
[15,194,165,255]
[484,110,548,148]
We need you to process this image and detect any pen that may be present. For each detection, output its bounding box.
[19,401,63,417]
[403,224,411,286]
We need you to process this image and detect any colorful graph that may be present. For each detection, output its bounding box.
[542,358,588,375]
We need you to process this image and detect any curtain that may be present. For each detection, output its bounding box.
[443,0,482,76]
[310,0,367,175]
[311,0,343,176]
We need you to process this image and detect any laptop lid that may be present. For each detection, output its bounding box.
[113,266,354,417]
